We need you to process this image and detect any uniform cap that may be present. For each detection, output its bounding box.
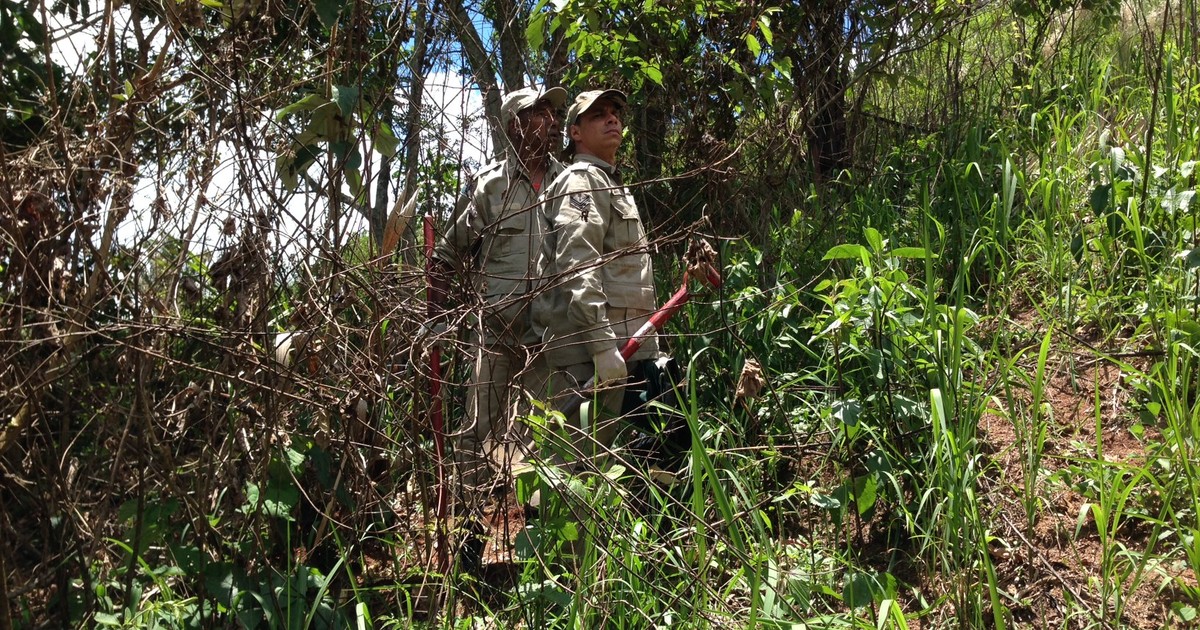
[565,89,627,126]
[500,86,568,127]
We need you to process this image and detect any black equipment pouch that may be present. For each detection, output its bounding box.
[621,356,691,469]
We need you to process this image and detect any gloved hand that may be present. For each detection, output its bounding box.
[417,321,450,350]
[592,347,627,385]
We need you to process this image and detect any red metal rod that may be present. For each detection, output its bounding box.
[423,216,448,572]
[618,285,691,360]
[561,263,723,418]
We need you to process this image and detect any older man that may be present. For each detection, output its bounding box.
[432,85,567,501]
[535,89,658,466]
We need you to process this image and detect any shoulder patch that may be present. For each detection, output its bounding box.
[569,192,592,214]
[477,160,504,174]
[568,161,595,173]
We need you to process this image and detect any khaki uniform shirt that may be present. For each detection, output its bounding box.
[434,151,564,345]
[536,154,657,367]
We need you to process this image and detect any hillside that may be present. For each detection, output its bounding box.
[2,0,1199,627]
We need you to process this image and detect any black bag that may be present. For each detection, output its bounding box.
[621,356,691,469]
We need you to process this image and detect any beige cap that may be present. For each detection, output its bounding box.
[500,86,568,127]
[565,89,627,126]
[563,89,628,157]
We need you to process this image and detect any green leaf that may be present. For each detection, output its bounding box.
[347,168,363,200]
[242,481,299,521]
[1090,184,1110,216]
[822,244,868,261]
[276,94,329,121]
[864,227,883,253]
[312,0,345,28]
[852,474,877,516]
[276,154,299,191]
[641,64,663,85]
[889,247,930,259]
[771,57,793,80]
[1070,230,1084,262]
[843,573,875,609]
[810,493,840,510]
[833,398,861,427]
[745,33,761,56]
[94,612,123,626]
[556,519,579,541]
[1182,248,1200,269]
[332,84,359,118]
[284,446,306,475]
[1163,189,1195,215]
[526,11,547,51]
[757,15,774,46]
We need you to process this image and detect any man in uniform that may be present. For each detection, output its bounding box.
[431,85,567,505]
[536,89,658,468]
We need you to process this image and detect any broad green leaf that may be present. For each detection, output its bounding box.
[94,612,123,626]
[823,244,868,261]
[526,12,547,51]
[833,398,861,427]
[853,474,877,516]
[1182,248,1200,269]
[276,154,299,191]
[332,84,359,117]
[641,65,663,85]
[283,446,306,474]
[843,572,875,609]
[1069,230,1084,262]
[771,57,793,80]
[329,142,361,170]
[889,247,930,259]
[864,227,883,253]
[1163,189,1195,215]
[313,0,345,29]
[810,493,840,510]
[276,94,328,121]
[260,482,299,521]
[556,519,579,541]
[745,33,761,56]
[347,168,363,199]
[1090,184,1110,216]
[757,15,773,46]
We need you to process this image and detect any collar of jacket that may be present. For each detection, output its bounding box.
[572,153,620,180]
[498,144,562,186]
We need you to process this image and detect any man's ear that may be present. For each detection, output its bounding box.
[569,124,582,142]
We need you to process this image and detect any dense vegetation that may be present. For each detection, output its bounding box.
[3,0,1199,627]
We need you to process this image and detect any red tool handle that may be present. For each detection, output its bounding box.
[561,262,722,418]
[617,260,723,359]
[617,285,690,360]
[424,216,448,571]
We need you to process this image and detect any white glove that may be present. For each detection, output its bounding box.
[417,321,450,349]
[592,347,627,385]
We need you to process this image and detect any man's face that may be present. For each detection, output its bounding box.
[569,98,624,159]
[511,98,561,155]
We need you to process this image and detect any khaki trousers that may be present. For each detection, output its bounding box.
[453,340,550,502]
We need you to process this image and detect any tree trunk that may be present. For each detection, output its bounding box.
[495,0,528,90]
[445,0,505,154]
[805,6,851,180]
[403,0,432,200]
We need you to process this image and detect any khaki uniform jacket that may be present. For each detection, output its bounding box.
[536,153,657,367]
[433,151,564,345]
